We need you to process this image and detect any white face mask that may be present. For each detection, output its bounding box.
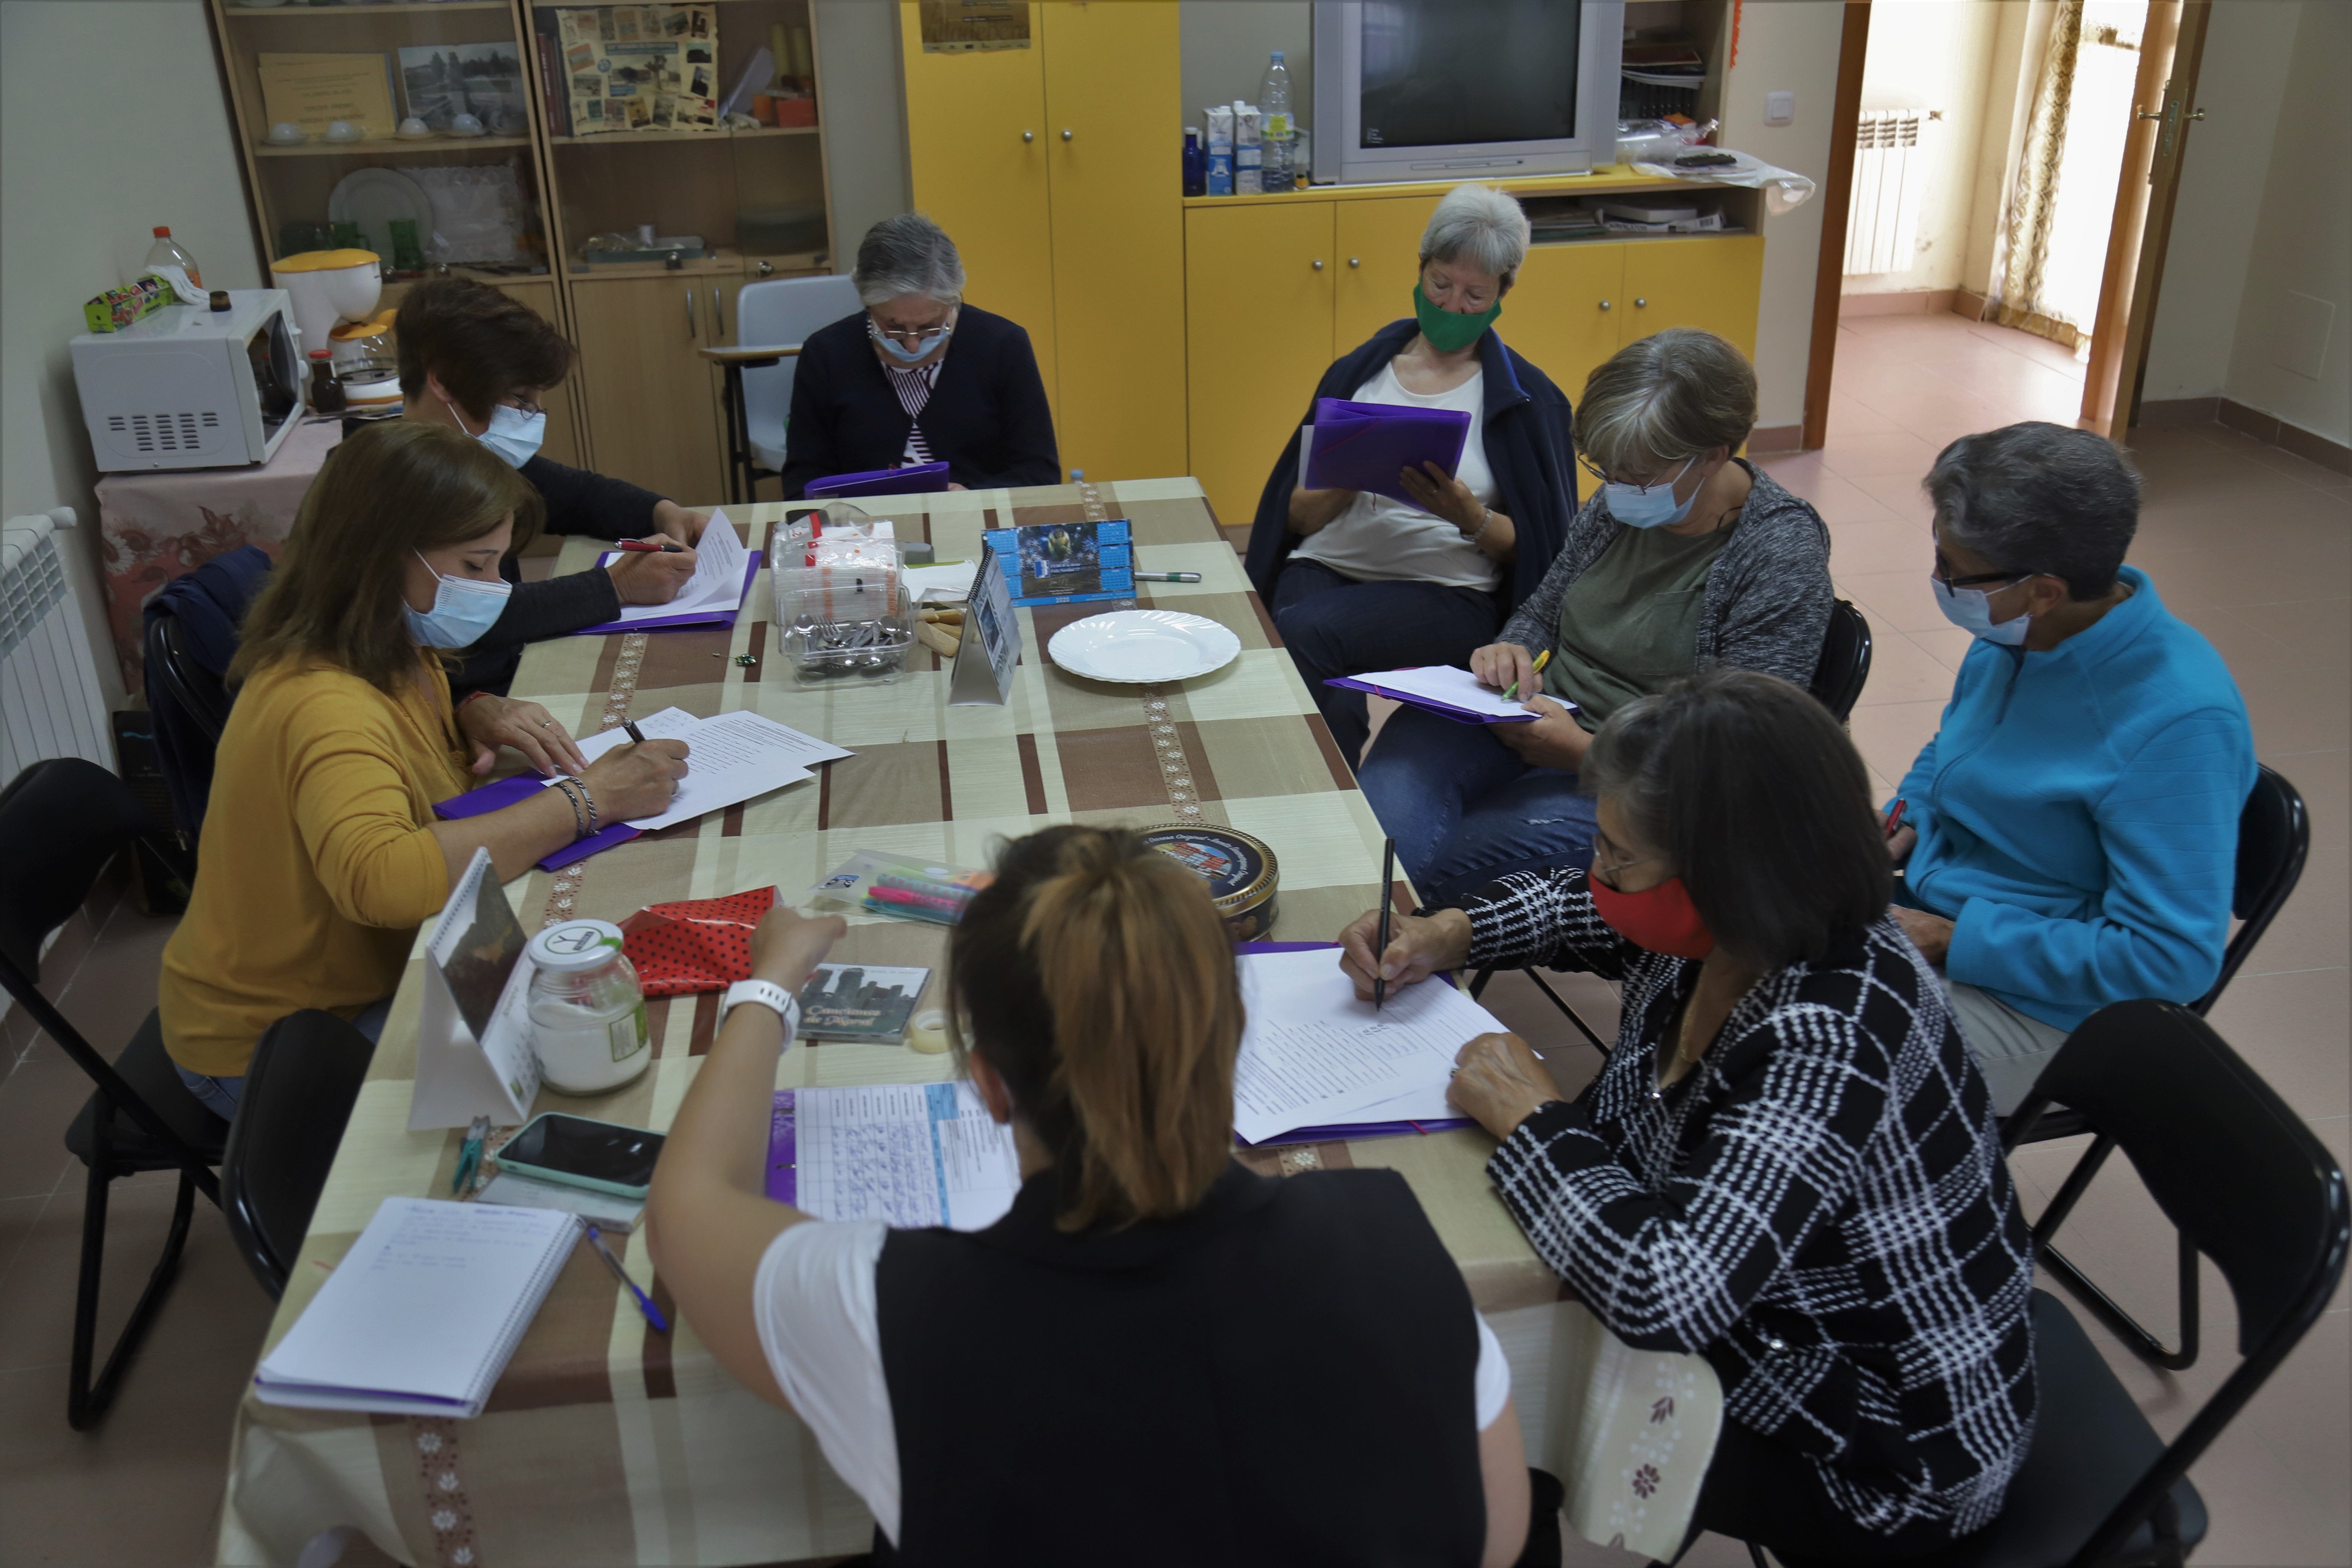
[405,550,513,649]
[1931,573,2031,646]
[1603,457,1699,530]
[476,403,546,468]
[870,313,953,364]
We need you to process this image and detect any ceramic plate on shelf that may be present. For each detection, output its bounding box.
[1047,610,1240,685]
[327,168,433,268]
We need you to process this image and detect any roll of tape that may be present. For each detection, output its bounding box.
[908,1009,951,1054]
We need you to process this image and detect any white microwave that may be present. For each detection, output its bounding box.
[70,289,305,471]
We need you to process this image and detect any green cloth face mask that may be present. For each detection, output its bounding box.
[1413,282,1501,352]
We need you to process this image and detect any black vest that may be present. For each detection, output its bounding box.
[872,1162,1487,1566]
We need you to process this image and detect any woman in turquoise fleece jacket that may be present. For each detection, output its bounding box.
[1886,424,2255,1115]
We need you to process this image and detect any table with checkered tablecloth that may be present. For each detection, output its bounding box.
[216,479,1714,1568]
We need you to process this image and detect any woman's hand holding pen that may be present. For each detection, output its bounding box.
[1338,907,1474,1003]
[1470,641,1539,703]
[608,539,699,605]
[579,738,691,821]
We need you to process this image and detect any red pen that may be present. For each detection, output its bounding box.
[614,538,684,554]
[1883,798,1907,836]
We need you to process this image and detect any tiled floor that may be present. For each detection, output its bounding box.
[1,309,2344,1566]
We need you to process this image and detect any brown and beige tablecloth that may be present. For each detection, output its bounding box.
[216,479,1709,1568]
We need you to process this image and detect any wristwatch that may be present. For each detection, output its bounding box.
[721,979,800,1039]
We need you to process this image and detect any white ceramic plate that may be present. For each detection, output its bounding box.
[328,168,433,270]
[1048,610,1240,684]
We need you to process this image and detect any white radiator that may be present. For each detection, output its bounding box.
[2,509,113,792]
[1845,110,1931,276]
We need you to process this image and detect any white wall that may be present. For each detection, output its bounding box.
[1181,0,1310,138]
[1,0,264,711]
[1845,0,2002,296]
[815,0,911,269]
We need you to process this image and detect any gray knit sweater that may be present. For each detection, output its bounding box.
[1497,461,1834,691]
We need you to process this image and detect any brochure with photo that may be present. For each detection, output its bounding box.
[795,963,932,1044]
[978,518,1134,606]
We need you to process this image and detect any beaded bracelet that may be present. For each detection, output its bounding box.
[551,778,588,840]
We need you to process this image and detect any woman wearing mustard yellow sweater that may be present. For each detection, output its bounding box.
[159,421,690,1118]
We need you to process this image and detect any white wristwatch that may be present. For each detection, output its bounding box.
[721,979,800,1039]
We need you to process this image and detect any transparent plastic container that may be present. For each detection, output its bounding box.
[525,920,651,1095]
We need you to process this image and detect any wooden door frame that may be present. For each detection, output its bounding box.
[1800,0,1875,451]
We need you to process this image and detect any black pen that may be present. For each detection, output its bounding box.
[1374,836,1396,1011]
[623,720,648,745]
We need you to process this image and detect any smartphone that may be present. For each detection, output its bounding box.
[495,1113,666,1199]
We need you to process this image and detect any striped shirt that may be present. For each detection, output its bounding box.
[870,323,946,466]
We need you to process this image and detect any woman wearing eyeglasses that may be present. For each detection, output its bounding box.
[778,213,1058,499]
[1886,422,2254,1115]
[1357,328,1832,903]
[1338,668,2035,1563]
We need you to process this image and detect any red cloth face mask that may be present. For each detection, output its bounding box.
[1589,873,1716,960]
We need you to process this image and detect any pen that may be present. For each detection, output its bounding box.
[1133,572,1203,583]
[614,538,684,554]
[1503,649,1551,703]
[1374,836,1396,1012]
[452,1115,489,1195]
[623,720,648,745]
[1884,798,1907,836]
[585,1224,670,1334]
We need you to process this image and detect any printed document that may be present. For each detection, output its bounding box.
[560,704,852,830]
[593,507,751,625]
[792,1082,1022,1231]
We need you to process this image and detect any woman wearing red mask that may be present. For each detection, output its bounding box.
[1337,668,2035,1565]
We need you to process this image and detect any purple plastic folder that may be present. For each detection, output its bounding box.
[804,461,951,499]
[571,551,763,636]
[1302,397,1473,505]
[433,774,641,871]
[1324,669,1549,726]
[1231,942,1474,1146]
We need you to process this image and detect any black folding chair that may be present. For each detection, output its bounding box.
[2014,766,2309,1368]
[221,1009,377,1297]
[0,758,225,1430]
[1755,1000,2346,1568]
[1469,603,1877,1050]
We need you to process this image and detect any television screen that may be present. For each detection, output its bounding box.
[1358,0,1582,149]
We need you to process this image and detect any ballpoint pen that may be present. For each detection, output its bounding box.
[623,720,649,744]
[1883,798,1908,837]
[452,1115,489,1195]
[1374,836,1396,1012]
[614,538,684,554]
[1132,572,1203,583]
[1503,649,1552,703]
[586,1224,670,1334]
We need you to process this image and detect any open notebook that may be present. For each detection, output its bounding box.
[253,1197,578,1418]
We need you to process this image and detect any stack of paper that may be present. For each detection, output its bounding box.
[557,705,851,831]
[768,1083,1023,1232]
[1327,665,1547,725]
[1230,947,1506,1144]
[578,508,759,634]
[1302,397,1473,504]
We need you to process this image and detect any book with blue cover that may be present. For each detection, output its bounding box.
[979,518,1133,606]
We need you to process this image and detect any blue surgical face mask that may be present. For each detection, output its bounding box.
[1603,457,1699,530]
[870,315,952,364]
[1932,574,2031,646]
[405,550,513,649]
[477,403,546,468]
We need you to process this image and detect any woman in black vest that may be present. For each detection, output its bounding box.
[649,825,1533,1566]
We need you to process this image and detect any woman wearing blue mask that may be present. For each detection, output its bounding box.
[1885,423,2255,1114]
[159,421,690,1119]
[1357,328,1832,902]
[777,213,1058,498]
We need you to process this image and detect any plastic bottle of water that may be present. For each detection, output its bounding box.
[1259,51,1294,192]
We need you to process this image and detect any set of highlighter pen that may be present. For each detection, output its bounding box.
[864,871,978,925]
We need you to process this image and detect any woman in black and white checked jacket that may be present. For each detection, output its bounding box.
[1341,669,2036,1563]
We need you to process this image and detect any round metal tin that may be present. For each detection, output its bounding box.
[1142,824,1279,941]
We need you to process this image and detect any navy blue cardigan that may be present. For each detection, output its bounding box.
[779,303,1060,498]
[1244,320,1577,609]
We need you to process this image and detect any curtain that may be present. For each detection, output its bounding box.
[1995,0,2087,347]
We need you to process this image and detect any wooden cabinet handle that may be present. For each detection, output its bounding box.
[685,287,697,338]
[710,287,724,337]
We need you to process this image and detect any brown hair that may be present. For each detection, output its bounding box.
[947,825,1242,1232]
[394,277,574,424]
[230,420,541,692]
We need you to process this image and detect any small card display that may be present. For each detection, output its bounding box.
[979,519,1133,606]
[795,963,932,1043]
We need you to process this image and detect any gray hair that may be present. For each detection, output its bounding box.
[1577,328,1758,478]
[1926,422,2139,599]
[853,213,965,307]
[1418,183,1530,286]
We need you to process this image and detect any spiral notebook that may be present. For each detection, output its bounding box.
[253,1197,579,1418]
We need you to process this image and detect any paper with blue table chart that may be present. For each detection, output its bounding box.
[1232,948,1508,1144]
[784,1083,1024,1232]
[1302,397,1473,505]
[549,704,852,831]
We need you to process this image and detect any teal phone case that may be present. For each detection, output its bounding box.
[495,1114,660,1200]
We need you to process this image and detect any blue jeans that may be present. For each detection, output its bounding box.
[1269,558,1502,766]
[175,996,393,1121]
[1358,704,1600,904]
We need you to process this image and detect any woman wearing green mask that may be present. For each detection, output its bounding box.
[1245,182,1579,766]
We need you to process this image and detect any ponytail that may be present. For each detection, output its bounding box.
[948,826,1242,1231]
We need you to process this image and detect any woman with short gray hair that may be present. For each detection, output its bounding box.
[780,213,1057,497]
[1246,182,1580,764]
[1358,327,1833,900]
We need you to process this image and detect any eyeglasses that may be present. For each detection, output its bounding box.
[870,317,955,347]
[1589,837,1664,891]
[1932,562,2027,590]
[1577,452,1690,493]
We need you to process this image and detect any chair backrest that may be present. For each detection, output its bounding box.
[2011,1000,2349,1564]
[1808,599,1873,722]
[737,274,864,436]
[220,1009,378,1297]
[2192,764,2308,1015]
[144,614,229,840]
[0,758,177,986]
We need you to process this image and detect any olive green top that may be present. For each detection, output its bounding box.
[1544,521,1737,726]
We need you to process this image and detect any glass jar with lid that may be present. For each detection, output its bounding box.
[525,920,651,1095]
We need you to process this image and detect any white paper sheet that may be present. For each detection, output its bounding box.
[1360,665,1542,721]
[559,705,851,830]
[591,506,750,624]
[1231,948,1509,1143]
[793,1082,1023,1232]
[904,560,978,603]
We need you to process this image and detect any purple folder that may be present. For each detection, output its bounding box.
[1303,397,1473,505]
[433,773,641,871]
[805,461,951,499]
[1324,671,1545,726]
[1232,941,1474,1146]
[571,550,763,636]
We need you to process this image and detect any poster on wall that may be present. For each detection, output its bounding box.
[554,6,718,137]
[918,2,1031,52]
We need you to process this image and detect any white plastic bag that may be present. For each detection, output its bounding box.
[1632,149,1819,216]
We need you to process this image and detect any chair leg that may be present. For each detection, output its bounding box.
[67,1163,199,1431]
[1524,969,1612,1054]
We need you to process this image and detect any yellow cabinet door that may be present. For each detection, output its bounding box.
[900,5,1058,417]
[1332,194,1438,354]
[1039,1,1183,482]
[568,274,729,507]
[1619,235,1766,361]
[1184,202,1334,531]
[1503,242,1625,504]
